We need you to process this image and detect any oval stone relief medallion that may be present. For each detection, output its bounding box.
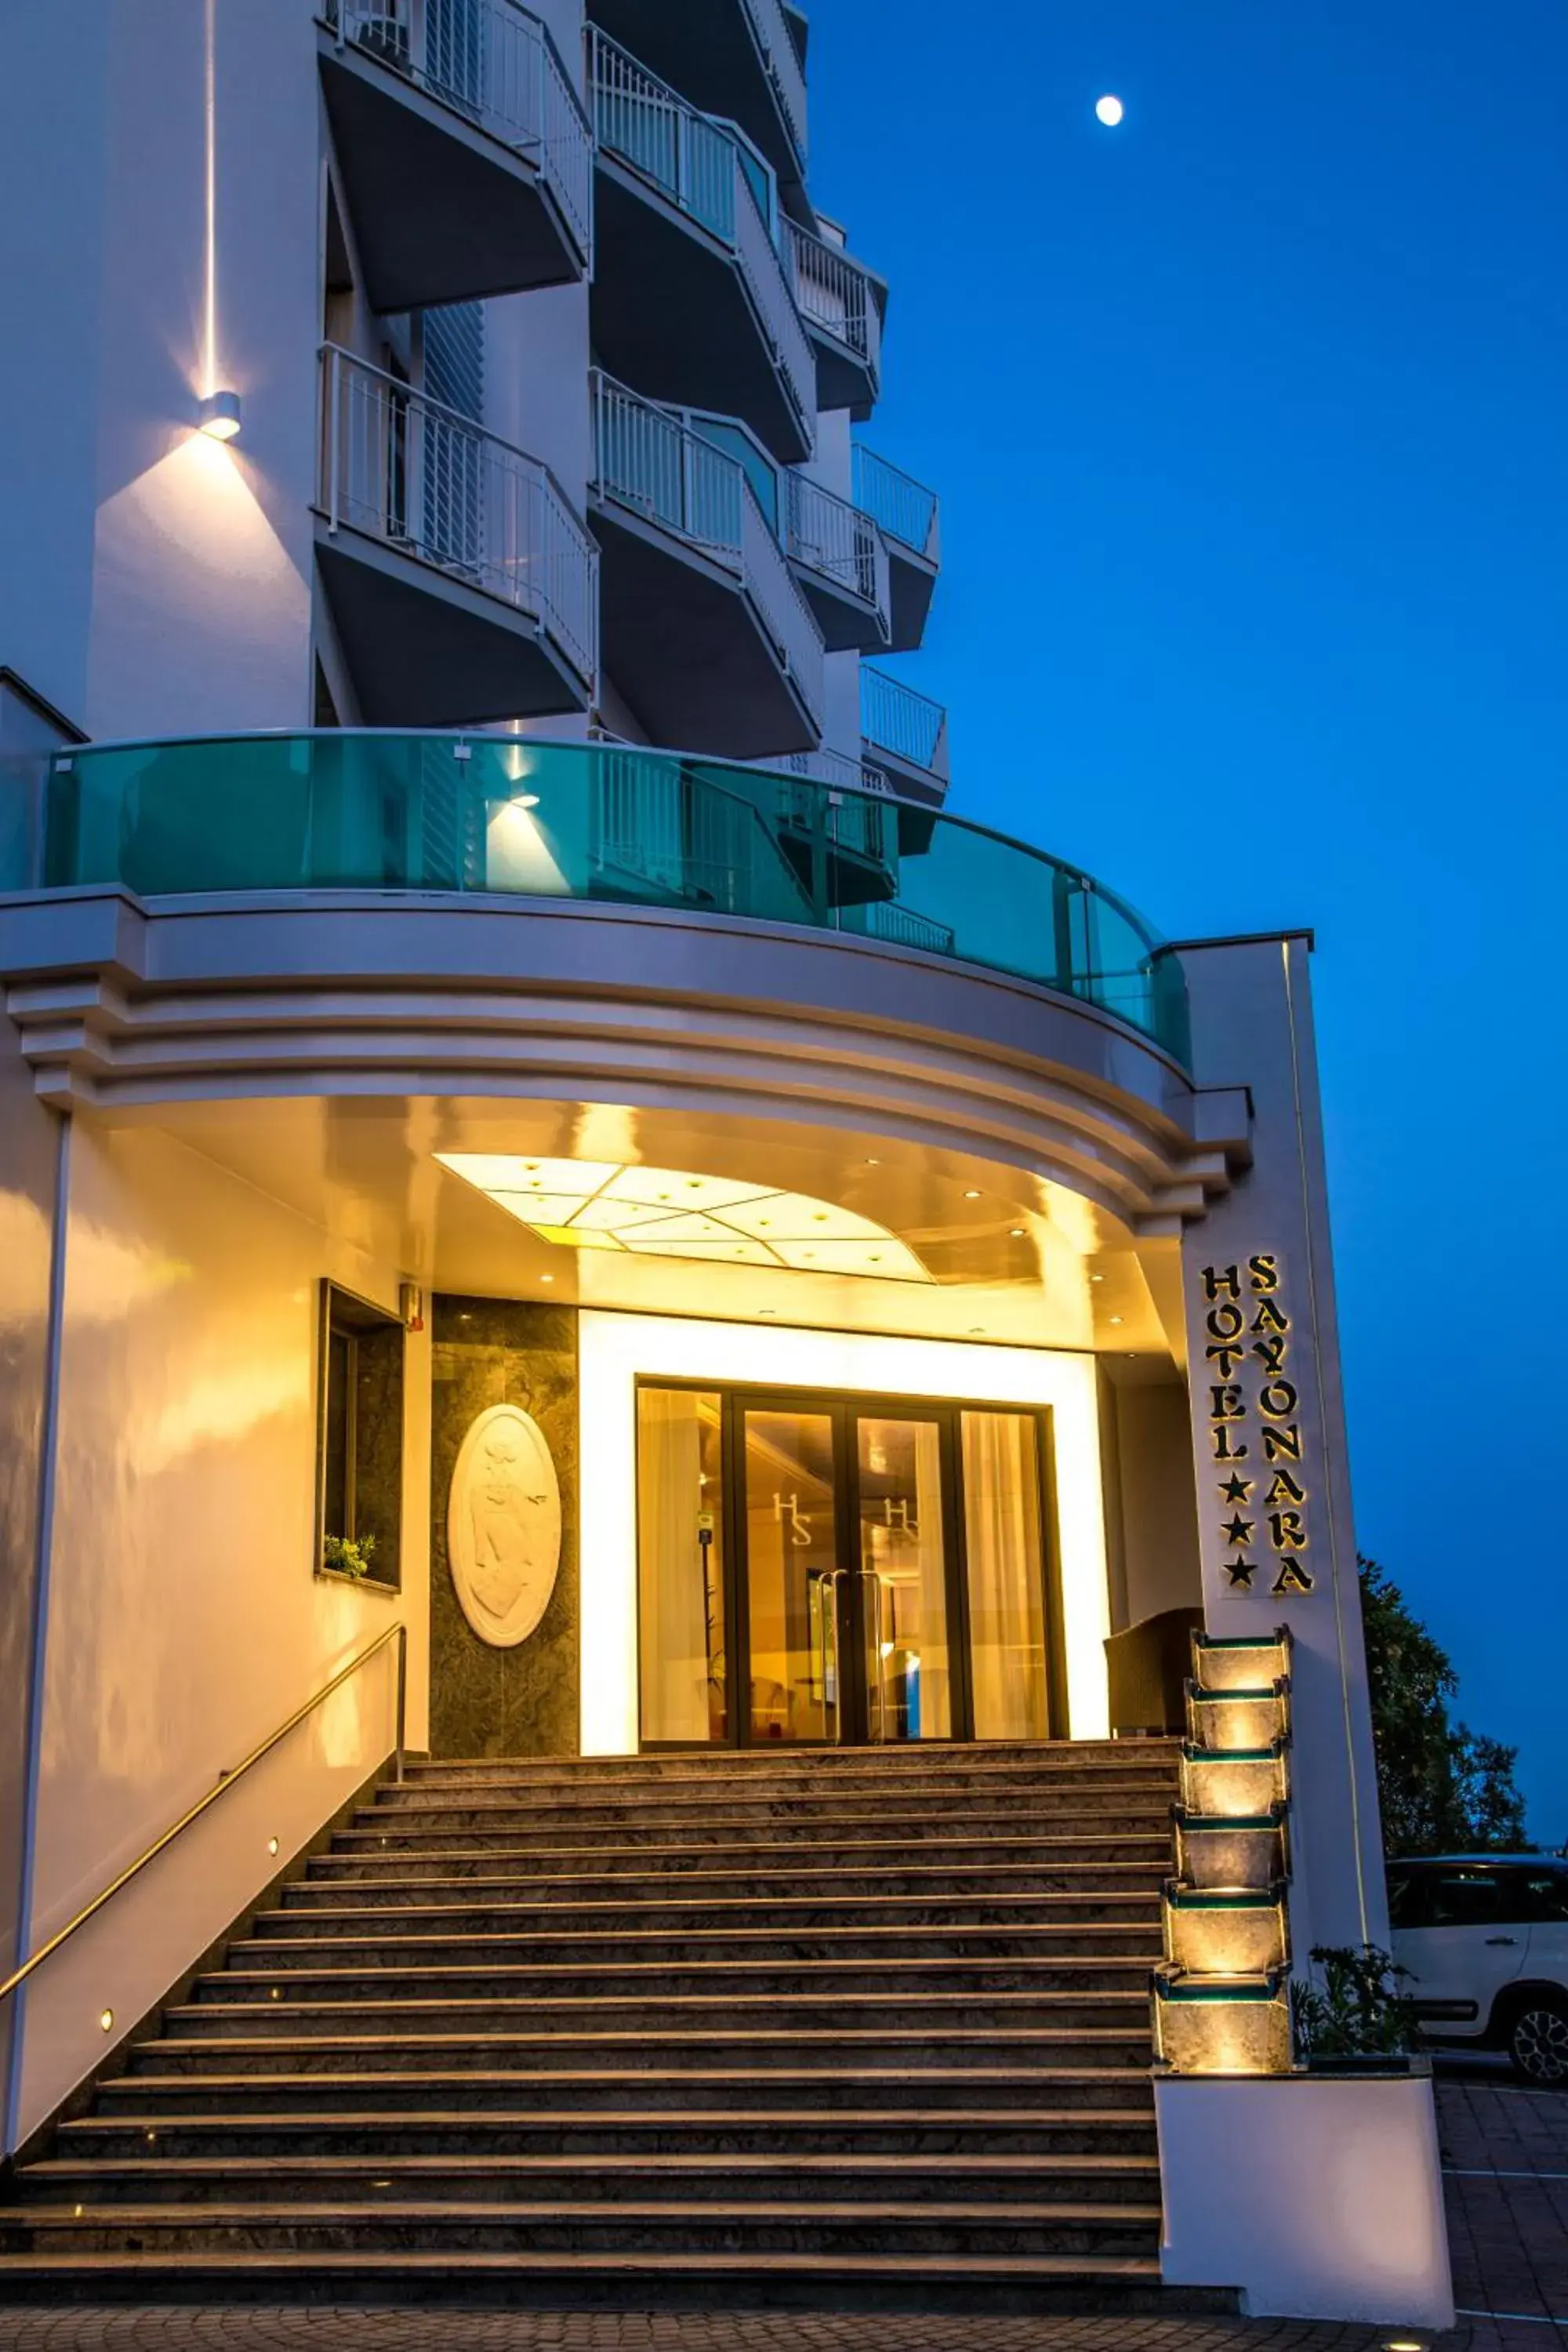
[447,1404,561,1649]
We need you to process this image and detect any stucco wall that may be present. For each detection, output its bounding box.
[11,1114,430,2144]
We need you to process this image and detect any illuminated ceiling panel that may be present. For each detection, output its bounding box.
[436,1156,934,1283]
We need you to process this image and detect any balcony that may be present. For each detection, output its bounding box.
[786,223,885,417]
[315,346,599,726]
[318,0,593,313]
[853,448,941,654]
[590,374,824,758]
[13,735,1190,1062]
[588,34,814,465]
[861,666,949,805]
[785,476,891,654]
[586,0,808,190]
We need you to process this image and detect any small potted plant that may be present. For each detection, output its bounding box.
[1294,1943,1419,2071]
[322,1532,378,1582]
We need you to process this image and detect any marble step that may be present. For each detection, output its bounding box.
[259,1893,1163,1940]
[131,2026,1155,2072]
[390,1760,1178,1801]
[204,1953,1158,2000]
[0,2198,1162,2259]
[359,1788,1178,1834]
[326,1828,1175,1868]
[228,1922,1166,1966]
[20,2152,1163,2209]
[400,1742,1174,1783]
[101,2066,1157,2115]
[189,1987,1150,2034]
[278,1877,1166,1921]
[0,2247,1230,2318]
[57,2109,1163,2161]
[292,1861,1168,1905]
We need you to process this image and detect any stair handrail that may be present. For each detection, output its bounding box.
[0,1622,408,2009]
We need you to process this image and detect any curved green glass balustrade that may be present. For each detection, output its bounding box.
[16,733,1189,1062]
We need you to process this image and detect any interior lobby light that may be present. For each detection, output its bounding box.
[435,1156,933,1283]
[196,388,243,441]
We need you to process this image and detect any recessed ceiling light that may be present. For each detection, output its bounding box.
[540,1274,554,1283]
[1109,1315,1123,1325]
[968,1327,985,1335]
[964,1189,982,1200]
[1090,1273,1104,1284]
[434,1156,933,1283]
[758,1307,777,1317]
[1010,1228,1025,1238]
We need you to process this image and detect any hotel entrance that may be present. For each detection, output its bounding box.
[637,1384,1067,1748]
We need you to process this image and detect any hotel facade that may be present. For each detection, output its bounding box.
[0,0,1450,2321]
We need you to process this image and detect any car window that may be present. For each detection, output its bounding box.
[1519,1872,1568,1925]
[1386,1870,1430,1929]
[1427,1869,1510,1927]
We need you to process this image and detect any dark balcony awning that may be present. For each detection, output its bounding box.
[319,28,588,313]
[593,163,812,466]
[586,0,807,190]
[591,502,818,759]
[316,528,592,728]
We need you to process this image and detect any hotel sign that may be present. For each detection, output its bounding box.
[1201,1253,1314,1600]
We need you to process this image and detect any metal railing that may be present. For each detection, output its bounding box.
[320,344,599,692]
[743,0,808,171]
[853,446,939,563]
[592,372,823,730]
[785,746,891,796]
[588,33,812,442]
[0,1624,407,2014]
[786,474,889,622]
[327,0,593,268]
[786,221,882,383]
[861,666,949,780]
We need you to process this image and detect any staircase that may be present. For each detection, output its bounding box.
[1,1740,1231,2312]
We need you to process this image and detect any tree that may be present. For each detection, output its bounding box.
[1359,1555,1529,1855]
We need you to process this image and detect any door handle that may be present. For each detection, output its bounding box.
[1485,1936,1519,1947]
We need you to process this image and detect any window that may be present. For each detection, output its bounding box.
[316,1282,405,1589]
[1520,1873,1568,1924]
[1385,1869,1430,1930]
[1427,1869,1511,1929]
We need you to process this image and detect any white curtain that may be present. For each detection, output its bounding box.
[962,1413,1049,1739]
[637,1390,717,1742]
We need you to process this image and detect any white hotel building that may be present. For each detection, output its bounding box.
[0,0,1450,2322]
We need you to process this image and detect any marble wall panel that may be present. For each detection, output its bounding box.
[429,1298,579,1757]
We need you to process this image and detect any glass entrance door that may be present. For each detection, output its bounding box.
[854,1415,956,1741]
[739,1405,844,1744]
[639,1381,1059,1750]
[736,1399,962,1745]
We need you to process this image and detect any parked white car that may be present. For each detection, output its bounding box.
[1388,1855,1568,2085]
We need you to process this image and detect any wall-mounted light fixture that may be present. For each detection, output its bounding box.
[196,389,243,441]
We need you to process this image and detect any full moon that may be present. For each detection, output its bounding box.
[1094,94,1125,127]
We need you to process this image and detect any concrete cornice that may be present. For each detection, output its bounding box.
[0,890,1253,1233]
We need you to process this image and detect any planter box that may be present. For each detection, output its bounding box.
[1154,2065,1454,2325]
[1165,1886,1289,1976]
[1192,1628,1292,1693]
[1179,1740,1289,1819]
[1174,1808,1288,1890]
[1152,1968,1292,2075]
[1188,1686,1289,1751]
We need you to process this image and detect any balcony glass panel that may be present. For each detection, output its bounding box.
[22,736,1190,1062]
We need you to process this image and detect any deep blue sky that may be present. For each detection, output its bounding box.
[808,0,1568,1837]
